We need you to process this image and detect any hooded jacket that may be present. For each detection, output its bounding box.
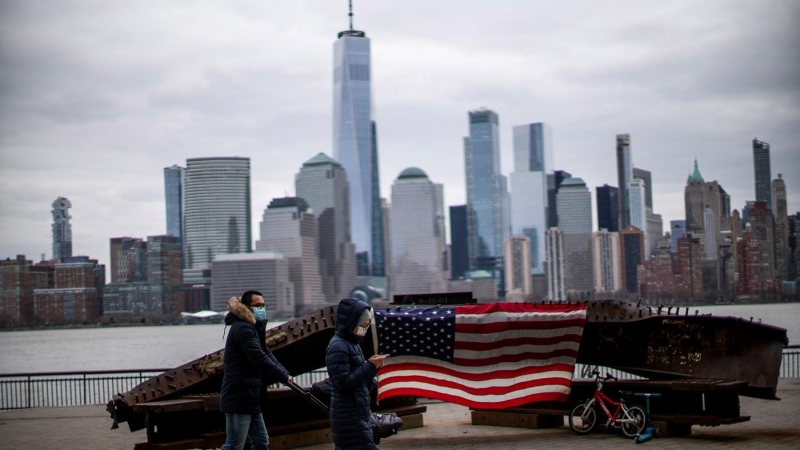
[326,298,378,450]
[220,297,290,415]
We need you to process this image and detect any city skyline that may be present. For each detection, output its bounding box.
[1,1,798,270]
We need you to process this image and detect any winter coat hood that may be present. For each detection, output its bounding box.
[225,297,255,325]
[335,298,371,341]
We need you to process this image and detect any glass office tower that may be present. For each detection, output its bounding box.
[465,108,507,271]
[510,123,552,270]
[616,134,633,228]
[182,157,251,284]
[164,165,185,238]
[334,21,380,275]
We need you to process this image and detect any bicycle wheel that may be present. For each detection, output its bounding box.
[621,405,647,437]
[569,402,597,435]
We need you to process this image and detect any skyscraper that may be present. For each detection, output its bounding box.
[545,228,565,301]
[210,253,294,318]
[556,178,592,234]
[547,170,572,229]
[183,157,251,284]
[449,205,470,279]
[504,235,533,298]
[632,167,653,210]
[753,138,772,207]
[52,197,73,261]
[596,184,619,232]
[620,225,644,294]
[592,229,621,293]
[163,165,185,238]
[670,220,686,254]
[333,5,382,276]
[295,153,357,302]
[255,197,326,316]
[465,108,507,273]
[628,178,648,254]
[616,134,632,228]
[510,123,552,270]
[772,174,789,281]
[703,206,717,259]
[388,168,446,296]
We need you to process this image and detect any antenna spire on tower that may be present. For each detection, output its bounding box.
[349,0,354,31]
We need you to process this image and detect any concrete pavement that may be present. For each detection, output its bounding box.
[1,379,798,449]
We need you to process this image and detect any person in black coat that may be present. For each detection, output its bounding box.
[326,298,388,450]
[219,291,292,450]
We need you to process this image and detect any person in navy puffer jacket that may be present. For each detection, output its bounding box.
[326,298,388,450]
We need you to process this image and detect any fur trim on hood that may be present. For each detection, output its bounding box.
[227,297,255,325]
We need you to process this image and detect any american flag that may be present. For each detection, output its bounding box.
[375,302,587,409]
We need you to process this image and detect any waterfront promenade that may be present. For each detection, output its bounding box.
[0,379,797,449]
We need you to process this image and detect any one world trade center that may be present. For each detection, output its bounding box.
[333,4,385,276]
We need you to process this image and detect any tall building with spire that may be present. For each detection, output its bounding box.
[333,2,384,276]
[52,197,73,261]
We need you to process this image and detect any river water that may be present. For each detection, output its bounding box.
[0,303,798,374]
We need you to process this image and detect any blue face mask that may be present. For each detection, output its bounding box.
[252,306,267,322]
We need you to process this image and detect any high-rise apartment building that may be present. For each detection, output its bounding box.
[504,235,533,298]
[676,236,703,298]
[772,174,789,280]
[183,157,251,284]
[545,228,565,301]
[616,134,633,228]
[333,7,384,276]
[703,206,717,259]
[465,108,508,272]
[52,197,73,261]
[592,229,621,293]
[737,230,766,296]
[388,168,447,296]
[34,257,103,323]
[255,197,326,316]
[109,237,148,283]
[210,253,294,318]
[295,153,357,302]
[556,178,592,234]
[747,201,776,281]
[619,226,644,294]
[753,138,772,207]
[164,165,185,238]
[510,123,552,270]
[147,235,183,315]
[596,184,620,232]
[449,205,470,279]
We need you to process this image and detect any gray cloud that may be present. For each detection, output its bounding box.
[0,0,798,270]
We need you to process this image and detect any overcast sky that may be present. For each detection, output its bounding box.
[1,1,798,269]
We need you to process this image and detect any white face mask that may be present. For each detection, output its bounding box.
[355,324,370,337]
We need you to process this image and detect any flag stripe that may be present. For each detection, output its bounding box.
[455,334,582,352]
[377,384,572,409]
[453,348,580,366]
[455,318,587,334]
[379,357,578,379]
[455,326,586,343]
[379,374,572,396]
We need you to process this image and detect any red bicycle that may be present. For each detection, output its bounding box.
[569,371,647,438]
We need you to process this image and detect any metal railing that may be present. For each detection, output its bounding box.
[2,348,799,410]
[0,369,169,410]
